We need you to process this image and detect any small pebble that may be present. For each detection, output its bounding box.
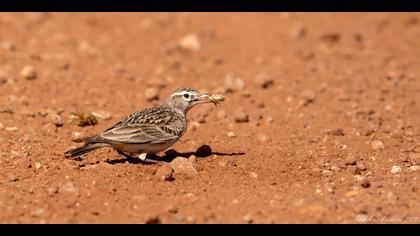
[344,156,357,165]
[54,114,63,127]
[266,116,274,123]
[330,128,345,136]
[258,134,272,143]
[301,89,316,104]
[21,65,37,80]
[166,205,178,214]
[249,172,258,179]
[255,73,274,89]
[371,140,384,150]
[145,87,159,101]
[224,73,245,93]
[0,122,4,130]
[178,34,201,51]
[30,208,45,217]
[409,165,420,172]
[59,181,79,196]
[1,41,16,51]
[154,164,174,181]
[47,187,58,196]
[355,213,369,223]
[5,126,18,132]
[390,165,401,174]
[227,131,236,138]
[243,214,253,223]
[34,162,42,169]
[71,132,83,142]
[356,162,366,171]
[234,110,249,123]
[322,170,332,177]
[170,157,198,176]
[360,180,371,188]
[8,174,19,182]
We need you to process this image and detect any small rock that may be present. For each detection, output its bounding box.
[241,90,252,98]
[1,41,16,51]
[7,174,19,182]
[355,213,369,223]
[320,33,341,43]
[399,152,409,163]
[344,156,357,165]
[224,73,245,93]
[356,162,366,171]
[234,109,249,123]
[227,131,236,138]
[330,129,345,136]
[258,134,272,143]
[409,165,420,172]
[196,144,212,157]
[170,157,198,176]
[301,89,316,104]
[166,205,178,214]
[266,116,274,124]
[322,170,332,177]
[390,165,401,174]
[34,162,42,169]
[178,34,201,51]
[21,65,37,80]
[54,114,63,127]
[30,208,45,217]
[71,132,83,142]
[255,73,274,89]
[0,122,4,130]
[249,172,258,179]
[243,214,253,223]
[145,216,162,224]
[145,87,159,101]
[47,187,58,196]
[60,182,79,196]
[155,164,174,181]
[360,180,371,188]
[5,126,18,132]
[408,153,420,166]
[371,140,384,150]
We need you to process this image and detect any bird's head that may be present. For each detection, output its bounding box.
[164,88,213,114]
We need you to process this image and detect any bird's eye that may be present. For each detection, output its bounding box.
[183,93,190,99]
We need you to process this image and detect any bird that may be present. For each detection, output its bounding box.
[64,88,223,162]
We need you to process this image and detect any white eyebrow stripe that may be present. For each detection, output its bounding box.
[171,91,188,97]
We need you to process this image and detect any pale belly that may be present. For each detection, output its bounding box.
[112,139,179,154]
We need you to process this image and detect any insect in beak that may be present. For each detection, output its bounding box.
[195,93,225,106]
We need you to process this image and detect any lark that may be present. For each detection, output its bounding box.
[64,88,224,162]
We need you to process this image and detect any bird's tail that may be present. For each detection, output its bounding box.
[64,142,110,159]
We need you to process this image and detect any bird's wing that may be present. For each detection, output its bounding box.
[98,107,185,144]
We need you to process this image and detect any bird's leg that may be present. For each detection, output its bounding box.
[138,153,147,161]
[139,153,165,164]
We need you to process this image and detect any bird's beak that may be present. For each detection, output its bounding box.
[195,93,212,104]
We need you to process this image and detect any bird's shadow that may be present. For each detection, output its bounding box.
[105,144,245,165]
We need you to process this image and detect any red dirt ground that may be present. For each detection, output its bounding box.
[0,13,419,224]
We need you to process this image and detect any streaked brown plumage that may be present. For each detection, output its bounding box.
[64,88,219,161]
